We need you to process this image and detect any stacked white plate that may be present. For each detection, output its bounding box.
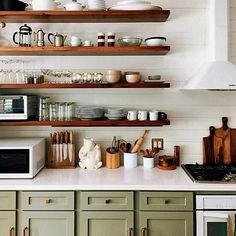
[87,0,106,10]
[109,0,162,10]
[105,108,127,120]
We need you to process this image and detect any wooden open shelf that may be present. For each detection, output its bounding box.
[0,82,170,89]
[0,46,170,56]
[0,10,170,23]
[0,119,170,127]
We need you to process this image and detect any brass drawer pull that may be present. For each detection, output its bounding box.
[46,199,52,204]
[105,199,111,204]
[128,228,134,236]
[164,199,170,204]
[23,227,29,236]
[141,227,147,236]
[9,227,14,236]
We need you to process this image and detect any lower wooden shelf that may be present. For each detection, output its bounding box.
[0,119,170,127]
[0,82,170,89]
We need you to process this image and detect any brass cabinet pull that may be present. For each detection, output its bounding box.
[23,227,29,236]
[9,227,14,236]
[128,228,134,236]
[46,199,52,204]
[141,227,147,236]
[164,199,170,204]
[105,199,111,204]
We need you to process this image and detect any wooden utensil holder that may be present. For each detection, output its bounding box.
[47,141,76,169]
[106,151,120,169]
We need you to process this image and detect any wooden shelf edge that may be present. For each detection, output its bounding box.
[0,119,170,127]
[0,82,170,89]
[0,46,170,56]
[0,10,170,23]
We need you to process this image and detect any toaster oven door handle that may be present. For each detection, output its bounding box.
[203,212,229,219]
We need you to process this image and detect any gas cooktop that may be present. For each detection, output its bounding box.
[182,164,236,183]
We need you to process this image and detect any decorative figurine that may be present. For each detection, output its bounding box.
[79,138,102,169]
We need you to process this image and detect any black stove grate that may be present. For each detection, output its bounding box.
[182,164,236,183]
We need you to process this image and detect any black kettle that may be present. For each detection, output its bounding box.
[2,0,28,11]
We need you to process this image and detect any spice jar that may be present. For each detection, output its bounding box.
[97,32,105,40]
[107,32,115,40]
[97,39,105,47]
[107,39,115,47]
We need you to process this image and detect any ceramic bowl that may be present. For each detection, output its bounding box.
[118,36,142,46]
[106,74,121,83]
[145,37,166,46]
[125,74,141,83]
[106,70,121,75]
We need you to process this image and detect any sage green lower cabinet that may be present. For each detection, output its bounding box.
[19,211,74,236]
[0,211,16,236]
[80,211,134,236]
[139,212,193,236]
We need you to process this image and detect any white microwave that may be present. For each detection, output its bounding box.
[0,138,45,178]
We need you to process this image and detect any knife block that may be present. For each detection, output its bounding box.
[47,141,76,168]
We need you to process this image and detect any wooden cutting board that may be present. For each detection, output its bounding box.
[203,117,236,165]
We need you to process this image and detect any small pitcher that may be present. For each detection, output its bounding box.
[48,33,67,47]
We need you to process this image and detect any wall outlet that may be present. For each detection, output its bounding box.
[152,138,164,150]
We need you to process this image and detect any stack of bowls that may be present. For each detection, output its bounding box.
[87,0,106,10]
[106,70,121,84]
[125,71,141,84]
[77,106,104,120]
[105,108,127,120]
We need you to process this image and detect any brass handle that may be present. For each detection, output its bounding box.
[164,199,170,204]
[46,199,52,204]
[105,199,111,204]
[9,227,14,236]
[128,228,134,236]
[23,227,29,236]
[141,227,147,236]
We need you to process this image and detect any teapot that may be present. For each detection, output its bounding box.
[48,33,67,47]
[29,0,61,10]
[64,0,84,10]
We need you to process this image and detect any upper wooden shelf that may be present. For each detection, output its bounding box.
[0,119,170,127]
[0,10,170,23]
[0,82,170,89]
[0,46,170,56]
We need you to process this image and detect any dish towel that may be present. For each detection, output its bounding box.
[227,214,235,236]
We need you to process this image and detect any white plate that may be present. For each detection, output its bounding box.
[117,0,151,6]
[109,4,161,11]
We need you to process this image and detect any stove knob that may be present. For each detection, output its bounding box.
[224,175,232,181]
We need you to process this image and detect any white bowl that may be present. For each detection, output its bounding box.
[145,37,166,46]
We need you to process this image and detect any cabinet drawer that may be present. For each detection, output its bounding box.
[20,191,74,210]
[0,191,16,210]
[80,192,133,210]
[139,192,193,211]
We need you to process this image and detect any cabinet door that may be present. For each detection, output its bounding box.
[20,211,74,236]
[0,211,15,236]
[139,212,193,236]
[80,211,134,236]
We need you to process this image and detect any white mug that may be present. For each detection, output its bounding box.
[149,110,158,121]
[138,110,147,121]
[70,37,82,47]
[127,111,137,121]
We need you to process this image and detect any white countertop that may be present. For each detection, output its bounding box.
[1,167,236,191]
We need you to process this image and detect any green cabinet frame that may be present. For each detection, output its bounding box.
[139,211,193,236]
[0,211,16,236]
[80,211,134,236]
[19,211,74,236]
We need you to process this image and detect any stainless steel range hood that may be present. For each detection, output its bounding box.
[183,0,236,90]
